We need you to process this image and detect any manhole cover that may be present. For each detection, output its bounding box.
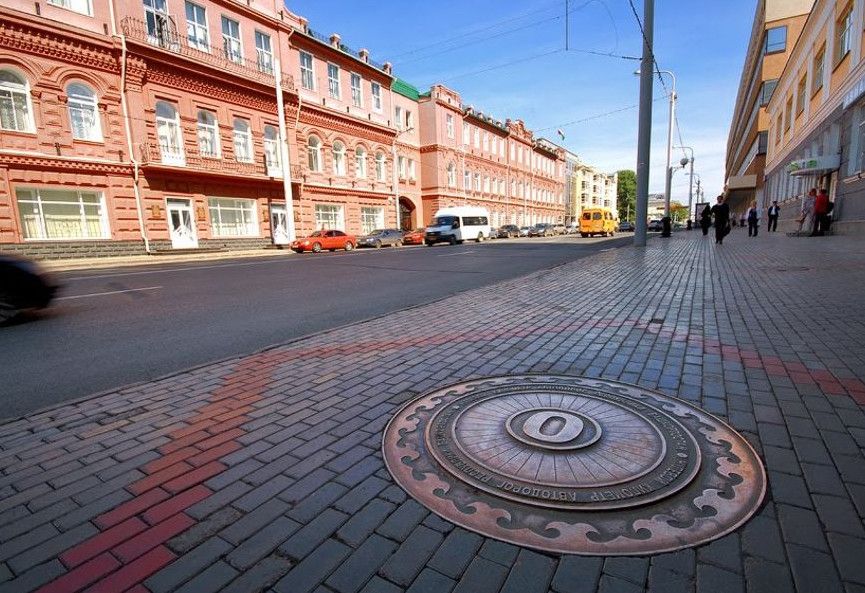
[382,375,766,555]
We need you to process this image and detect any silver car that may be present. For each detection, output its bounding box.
[357,228,404,248]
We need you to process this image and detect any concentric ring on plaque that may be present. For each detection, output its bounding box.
[382,375,767,556]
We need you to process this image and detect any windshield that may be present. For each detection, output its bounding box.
[433,216,457,226]
[592,213,602,220]
[582,213,591,220]
[310,231,324,237]
[369,229,384,235]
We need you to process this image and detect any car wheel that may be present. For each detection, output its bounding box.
[395,240,402,248]
[311,242,322,253]
[0,293,18,324]
[425,241,434,247]
[580,233,588,238]
[344,242,354,251]
[448,235,457,245]
[476,233,483,243]
[374,240,382,248]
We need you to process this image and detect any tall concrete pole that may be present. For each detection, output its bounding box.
[634,0,654,247]
[663,85,675,220]
[274,56,296,242]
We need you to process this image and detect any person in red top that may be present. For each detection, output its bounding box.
[811,189,830,236]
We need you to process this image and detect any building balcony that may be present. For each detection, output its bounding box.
[139,141,285,179]
[121,17,295,92]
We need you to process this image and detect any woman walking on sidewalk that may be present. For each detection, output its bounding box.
[700,204,712,236]
[711,196,731,245]
[747,202,759,237]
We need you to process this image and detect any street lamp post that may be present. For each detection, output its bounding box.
[675,145,694,224]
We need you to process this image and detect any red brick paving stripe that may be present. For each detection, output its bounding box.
[203,416,250,435]
[142,485,212,525]
[94,488,170,529]
[188,441,241,467]
[112,513,195,563]
[61,517,148,568]
[168,420,220,440]
[162,461,226,494]
[196,428,244,449]
[143,446,201,474]
[127,461,194,495]
[83,545,175,593]
[36,553,121,593]
[158,430,213,454]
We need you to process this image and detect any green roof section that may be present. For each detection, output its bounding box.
[391,78,420,102]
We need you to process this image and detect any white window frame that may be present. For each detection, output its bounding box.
[208,197,258,237]
[0,69,35,133]
[350,73,362,108]
[446,114,454,139]
[473,128,480,148]
[332,140,346,175]
[300,51,315,91]
[483,133,489,152]
[67,83,102,142]
[196,109,220,158]
[408,159,416,180]
[355,145,367,178]
[375,151,386,181]
[327,63,341,99]
[371,82,382,111]
[221,16,243,64]
[405,110,413,131]
[255,30,273,74]
[464,170,471,189]
[394,106,403,131]
[16,187,109,240]
[836,5,853,64]
[47,0,92,15]
[314,203,344,230]
[143,0,171,47]
[155,101,184,165]
[308,136,322,171]
[263,124,280,175]
[398,155,406,179]
[447,163,456,187]
[462,124,470,145]
[232,118,253,162]
[185,1,209,51]
[360,206,384,235]
[473,173,481,191]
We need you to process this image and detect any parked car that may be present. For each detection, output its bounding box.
[518,226,531,237]
[529,223,555,237]
[0,255,58,324]
[401,228,425,245]
[565,223,579,234]
[618,220,635,232]
[290,230,356,253]
[647,219,663,232]
[357,228,404,248]
[496,224,521,238]
[552,223,567,235]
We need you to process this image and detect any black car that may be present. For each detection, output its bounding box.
[496,224,521,238]
[0,255,58,323]
[356,228,404,248]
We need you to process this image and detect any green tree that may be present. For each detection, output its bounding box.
[670,201,688,222]
[616,169,636,221]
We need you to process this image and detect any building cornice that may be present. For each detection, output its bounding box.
[299,105,396,145]
[0,151,131,175]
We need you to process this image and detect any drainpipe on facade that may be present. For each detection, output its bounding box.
[274,53,296,243]
[118,27,151,253]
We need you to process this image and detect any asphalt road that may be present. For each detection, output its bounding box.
[1,236,629,418]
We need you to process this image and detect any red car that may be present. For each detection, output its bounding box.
[291,230,356,253]
[401,228,425,245]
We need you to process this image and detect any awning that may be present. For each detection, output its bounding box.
[785,155,840,176]
[726,174,757,190]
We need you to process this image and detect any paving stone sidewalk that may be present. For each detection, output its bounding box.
[2,231,865,593]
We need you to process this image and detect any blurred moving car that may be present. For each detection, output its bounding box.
[565,223,579,234]
[618,220,635,232]
[401,228,425,245]
[647,219,663,232]
[290,230,356,253]
[0,255,58,324]
[552,223,567,235]
[580,208,617,237]
[357,228,403,248]
[529,223,555,237]
[496,224,521,238]
[518,226,531,237]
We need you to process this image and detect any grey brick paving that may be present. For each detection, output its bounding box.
[2,234,865,593]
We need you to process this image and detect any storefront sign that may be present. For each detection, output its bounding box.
[785,154,840,176]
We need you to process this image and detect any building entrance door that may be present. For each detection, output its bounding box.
[271,204,289,244]
[167,198,197,249]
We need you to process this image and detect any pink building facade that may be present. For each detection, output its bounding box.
[417,84,566,229]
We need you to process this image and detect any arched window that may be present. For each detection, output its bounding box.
[447,162,456,188]
[355,146,367,178]
[375,151,386,181]
[233,118,253,162]
[196,110,220,158]
[67,83,101,141]
[307,136,321,171]
[332,141,346,176]
[0,70,34,132]
[263,125,280,173]
[155,101,184,165]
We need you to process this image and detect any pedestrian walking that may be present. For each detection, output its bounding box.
[747,202,759,237]
[767,200,780,232]
[811,189,830,236]
[739,211,746,229]
[799,189,816,234]
[700,204,712,236]
[711,196,731,245]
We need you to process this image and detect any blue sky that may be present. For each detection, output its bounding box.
[288,0,756,203]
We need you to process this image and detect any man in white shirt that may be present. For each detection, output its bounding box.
[767,200,780,232]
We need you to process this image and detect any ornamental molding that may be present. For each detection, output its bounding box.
[0,152,132,175]
[300,182,391,199]
[145,63,277,112]
[0,19,119,74]
[299,106,395,145]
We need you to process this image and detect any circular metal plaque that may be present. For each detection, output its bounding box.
[382,375,766,555]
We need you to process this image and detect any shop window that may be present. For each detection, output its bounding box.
[360,207,384,235]
[17,188,109,240]
[314,204,343,230]
[208,197,257,236]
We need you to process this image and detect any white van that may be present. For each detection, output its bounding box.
[424,207,492,246]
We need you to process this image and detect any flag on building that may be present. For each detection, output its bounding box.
[557,129,565,141]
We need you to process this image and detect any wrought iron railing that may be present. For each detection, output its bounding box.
[139,141,270,177]
[121,16,294,90]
